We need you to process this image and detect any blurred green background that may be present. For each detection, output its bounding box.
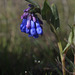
[0,0,75,75]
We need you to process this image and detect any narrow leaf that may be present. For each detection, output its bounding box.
[73,25,75,46]
[63,26,74,53]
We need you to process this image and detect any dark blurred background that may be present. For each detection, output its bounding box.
[0,0,75,75]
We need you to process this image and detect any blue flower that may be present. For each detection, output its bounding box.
[20,23,24,30]
[36,27,43,35]
[26,28,30,33]
[20,4,43,38]
[31,20,35,28]
[36,22,40,27]
[22,19,27,25]
[30,28,36,35]
[21,25,26,32]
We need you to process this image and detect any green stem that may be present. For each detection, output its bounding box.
[57,41,63,60]
[58,41,66,75]
[73,49,75,75]
[48,23,66,75]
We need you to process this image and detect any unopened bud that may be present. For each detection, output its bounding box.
[24,7,30,12]
[22,12,29,19]
[26,20,31,28]
[21,16,23,19]
[28,4,34,7]
[33,16,36,22]
[28,15,31,20]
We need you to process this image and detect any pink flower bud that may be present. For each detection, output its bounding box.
[26,24,30,29]
[26,20,31,28]
[28,15,31,20]
[23,13,26,16]
[24,7,30,12]
[33,16,36,22]
[21,16,23,19]
[22,12,29,19]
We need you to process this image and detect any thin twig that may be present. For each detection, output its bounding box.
[55,58,75,75]
[64,38,75,50]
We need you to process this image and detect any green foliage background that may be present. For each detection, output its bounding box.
[0,0,75,75]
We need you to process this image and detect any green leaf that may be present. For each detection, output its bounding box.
[63,25,75,53]
[51,4,60,29]
[73,25,75,46]
[25,0,39,8]
[41,0,52,21]
[63,32,72,53]
[51,4,59,20]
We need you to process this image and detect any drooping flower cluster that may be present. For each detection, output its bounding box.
[20,4,43,38]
